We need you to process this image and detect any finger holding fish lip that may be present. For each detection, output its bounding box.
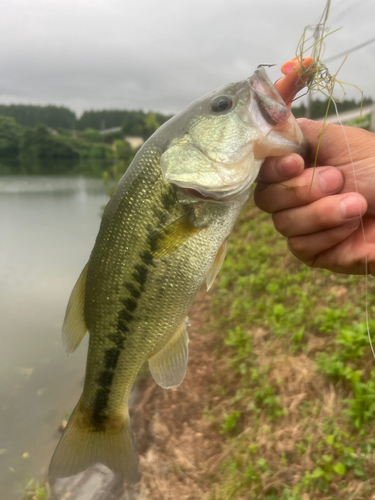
[254,166,344,214]
[256,153,304,183]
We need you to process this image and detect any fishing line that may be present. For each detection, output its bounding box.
[331,99,375,360]
[296,0,374,358]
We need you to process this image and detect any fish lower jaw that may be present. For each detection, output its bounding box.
[184,188,224,202]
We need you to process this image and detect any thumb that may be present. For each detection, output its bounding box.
[297,118,335,166]
[297,118,375,167]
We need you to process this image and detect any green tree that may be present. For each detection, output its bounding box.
[83,128,101,142]
[121,111,146,136]
[0,115,24,157]
[20,124,80,162]
[141,112,160,140]
[0,104,76,129]
[113,139,133,160]
[292,97,373,119]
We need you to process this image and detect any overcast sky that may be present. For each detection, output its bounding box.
[1,0,374,116]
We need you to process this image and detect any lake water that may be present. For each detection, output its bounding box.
[0,176,109,499]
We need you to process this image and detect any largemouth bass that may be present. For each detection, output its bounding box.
[49,67,306,482]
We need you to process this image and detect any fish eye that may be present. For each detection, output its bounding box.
[211,96,233,113]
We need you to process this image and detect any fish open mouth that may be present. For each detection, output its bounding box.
[184,188,222,202]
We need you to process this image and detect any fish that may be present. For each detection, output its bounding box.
[49,66,307,482]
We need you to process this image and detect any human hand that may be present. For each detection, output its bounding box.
[254,119,375,275]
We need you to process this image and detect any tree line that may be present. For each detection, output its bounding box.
[0,104,172,136]
[291,97,373,119]
[0,97,371,176]
[0,97,371,135]
[0,116,117,176]
[0,105,172,175]
[0,104,77,130]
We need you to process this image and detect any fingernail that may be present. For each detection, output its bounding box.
[317,169,343,194]
[343,219,360,231]
[276,156,300,177]
[340,196,363,219]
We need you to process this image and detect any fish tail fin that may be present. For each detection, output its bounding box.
[49,401,138,482]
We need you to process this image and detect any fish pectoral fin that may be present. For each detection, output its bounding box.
[49,401,138,482]
[206,238,228,291]
[149,210,203,259]
[148,318,189,389]
[62,264,89,355]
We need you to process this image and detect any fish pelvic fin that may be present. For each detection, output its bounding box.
[49,400,138,482]
[206,238,228,291]
[148,318,189,389]
[62,264,89,355]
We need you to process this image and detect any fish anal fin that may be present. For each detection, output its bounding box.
[62,264,89,355]
[149,211,203,259]
[49,401,138,482]
[206,238,228,291]
[148,319,189,389]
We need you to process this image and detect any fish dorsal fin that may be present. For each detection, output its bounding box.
[148,319,189,389]
[206,238,228,291]
[62,264,89,355]
[149,211,202,259]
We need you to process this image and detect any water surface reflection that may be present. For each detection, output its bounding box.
[0,176,109,499]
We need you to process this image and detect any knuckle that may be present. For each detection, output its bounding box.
[313,207,331,228]
[292,180,312,203]
[287,237,315,267]
[287,235,306,255]
[272,211,289,236]
[254,188,272,213]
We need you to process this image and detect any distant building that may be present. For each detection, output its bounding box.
[124,136,144,149]
[99,126,122,135]
[99,127,144,149]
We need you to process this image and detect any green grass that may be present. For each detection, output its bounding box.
[201,200,375,499]
[22,479,50,500]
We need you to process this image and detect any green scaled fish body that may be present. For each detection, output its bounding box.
[49,68,306,481]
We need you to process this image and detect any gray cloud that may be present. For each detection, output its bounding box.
[1,0,374,116]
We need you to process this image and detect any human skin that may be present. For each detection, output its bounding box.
[254,119,375,276]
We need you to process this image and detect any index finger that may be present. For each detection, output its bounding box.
[256,153,304,183]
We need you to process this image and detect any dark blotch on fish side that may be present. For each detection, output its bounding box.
[161,192,175,211]
[155,209,167,225]
[108,332,126,349]
[92,388,110,428]
[140,250,154,266]
[118,320,130,335]
[122,297,137,313]
[132,264,149,287]
[93,247,155,429]
[104,348,121,369]
[98,369,114,388]
[118,308,134,324]
[148,234,159,253]
[148,230,166,254]
[125,282,141,299]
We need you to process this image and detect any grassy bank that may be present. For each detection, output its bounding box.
[201,200,375,499]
